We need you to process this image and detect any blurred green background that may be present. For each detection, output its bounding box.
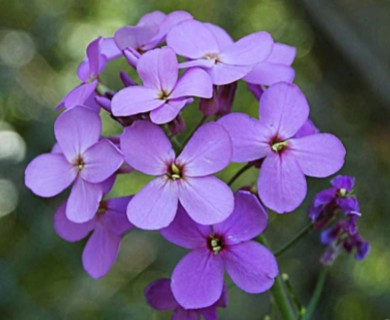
[1,0,389,319]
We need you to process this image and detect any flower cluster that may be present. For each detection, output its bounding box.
[24,10,365,319]
[309,175,370,266]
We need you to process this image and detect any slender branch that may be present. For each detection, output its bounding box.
[181,115,207,146]
[282,273,306,319]
[227,163,253,186]
[303,269,328,320]
[275,223,312,257]
[259,235,296,320]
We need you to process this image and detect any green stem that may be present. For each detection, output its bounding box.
[275,223,312,257]
[303,269,328,320]
[282,273,306,319]
[259,236,296,320]
[227,163,253,186]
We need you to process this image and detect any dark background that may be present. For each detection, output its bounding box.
[0,0,389,319]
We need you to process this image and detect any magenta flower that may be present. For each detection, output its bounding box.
[54,196,132,278]
[244,43,296,86]
[58,37,121,111]
[167,20,274,85]
[112,47,213,124]
[115,11,193,53]
[161,191,278,309]
[25,107,123,222]
[219,82,346,213]
[120,120,233,230]
[145,278,228,320]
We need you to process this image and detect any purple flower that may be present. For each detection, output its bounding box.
[25,107,123,222]
[54,196,132,278]
[244,43,296,86]
[160,191,278,309]
[120,120,233,230]
[115,11,193,53]
[57,37,121,111]
[199,82,237,117]
[309,175,360,229]
[219,82,346,213]
[145,278,228,320]
[167,20,274,85]
[111,47,213,124]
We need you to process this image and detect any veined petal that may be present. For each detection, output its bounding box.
[100,37,122,61]
[111,86,163,117]
[66,178,103,223]
[81,140,123,183]
[160,205,211,249]
[220,32,273,66]
[169,68,213,99]
[218,113,272,162]
[144,278,179,311]
[289,133,346,177]
[127,177,178,230]
[223,241,278,293]
[178,176,234,225]
[209,63,252,85]
[177,122,232,176]
[54,106,101,162]
[120,121,175,175]
[114,24,159,50]
[266,43,296,65]
[149,99,190,125]
[25,153,76,197]
[102,196,133,236]
[179,59,215,69]
[214,190,268,245]
[82,224,120,279]
[54,202,96,242]
[171,249,225,309]
[204,23,233,50]
[258,152,307,213]
[243,63,295,86]
[85,37,102,79]
[259,82,309,139]
[137,47,178,92]
[167,20,219,59]
[63,81,98,109]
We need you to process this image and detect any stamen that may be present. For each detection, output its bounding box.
[166,162,183,180]
[271,140,289,153]
[158,89,170,100]
[209,236,223,255]
[75,156,85,171]
[338,188,347,197]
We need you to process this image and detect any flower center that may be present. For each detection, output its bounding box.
[166,162,183,180]
[97,200,107,216]
[75,155,85,171]
[208,235,224,255]
[270,136,289,153]
[204,52,220,63]
[338,188,347,197]
[158,89,170,101]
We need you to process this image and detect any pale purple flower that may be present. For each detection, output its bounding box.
[120,120,233,230]
[219,82,346,213]
[244,43,296,86]
[25,107,123,222]
[57,37,121,111]
[54,196,132,278]
[112,47,213,124]
[145,278,228,320]
[167,20,274,85]
[115,11,193,53]
[161,191,278,309]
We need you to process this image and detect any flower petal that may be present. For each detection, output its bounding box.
[290,133,346,177]
[144,278,179,311]
[214,190,268,245]
[266,43,296,65]
[111,86,163,117]
[120,121,175,175]
[209,63,252,85]
[171,249,225,309]
[54,106,101,162]
[160,205,211,249]
[179,59,215,69]
[53,202,95,242]
[258,152,307,213]
[259,82,309,139]
[204,23,233,50]
[177,122,232,176]
[100,37,122,61]
[25,153,76,197]
[81,140,123,183]
[127,177,178,230]
[63,81,98,110]
[82,224,120,279]
[169,67,213,99]
[224,241,278,293]
[220,32,273,66]
[218,113,272,162]
[114,24,159,50]
[178,176,234,225]
[172,309,200,320]
[149,99,190,125]
[66,178,103,223]
[101,196,133,235]
[243,63,295,86]
[167,20,219,59]
[137,47,178,92]
[152,10,193,44]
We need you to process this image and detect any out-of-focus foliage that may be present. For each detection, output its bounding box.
[0,0,389,319]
